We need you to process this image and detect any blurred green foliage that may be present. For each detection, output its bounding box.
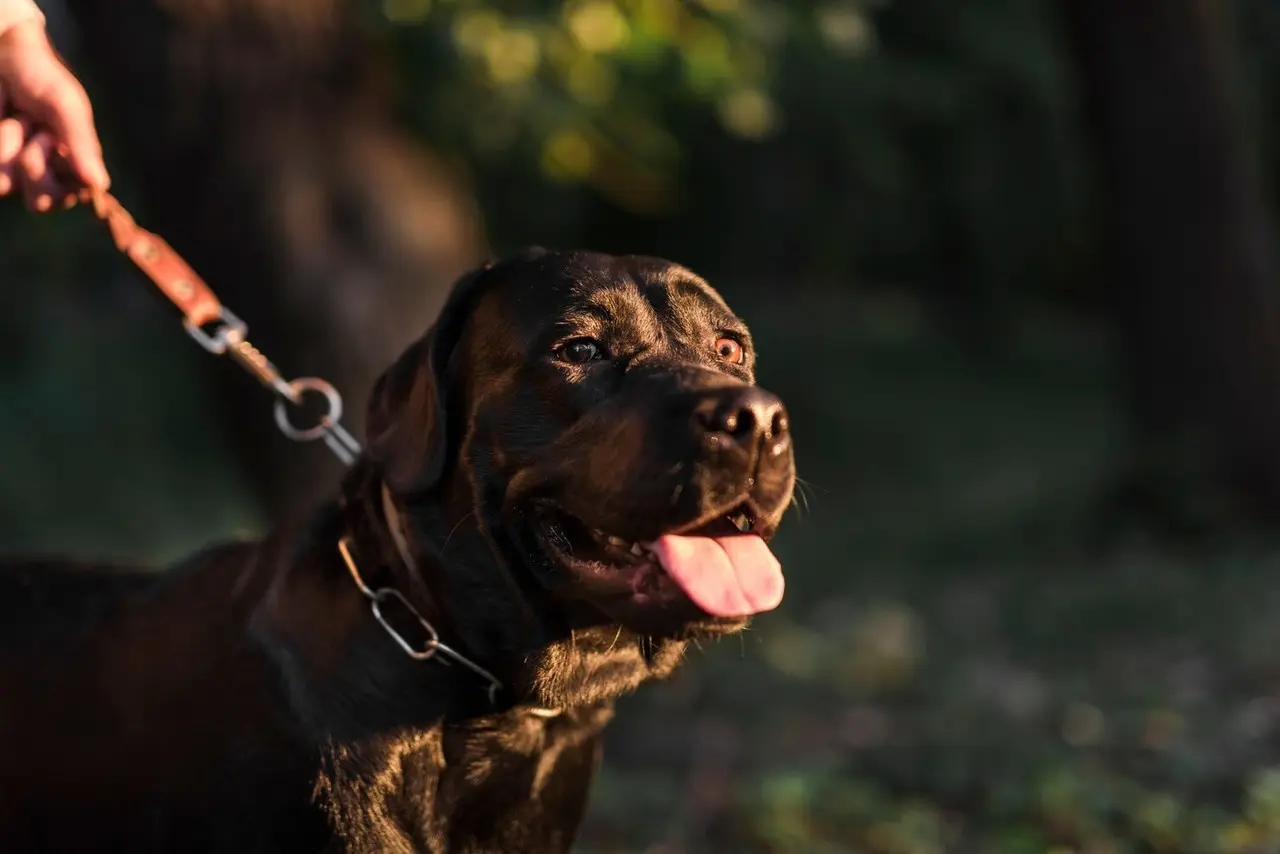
[372,0,1094,316]
[374,0,832,210]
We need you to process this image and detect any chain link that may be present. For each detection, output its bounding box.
[337,537,502,705]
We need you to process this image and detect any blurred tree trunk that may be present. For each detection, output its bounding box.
[1061,0,1280,525]
[59,0,484,521]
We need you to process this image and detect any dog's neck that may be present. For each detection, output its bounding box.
[314,461,690,717]
[368,480,561,718]
[323,464,515,712]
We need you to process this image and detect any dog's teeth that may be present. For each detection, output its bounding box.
[729,513,752,532]
[629,543,644,556]
[606,536,628,548]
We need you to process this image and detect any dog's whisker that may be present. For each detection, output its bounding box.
[605,626,624,655]
[442,511,476,552]
[787,476,817,518]
[787,493,808,521]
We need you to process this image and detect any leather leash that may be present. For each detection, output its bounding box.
[82,189,223,330]
[76,187,363,465]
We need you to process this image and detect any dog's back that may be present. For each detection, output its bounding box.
[0,547,332,853]
[0,559,156,645]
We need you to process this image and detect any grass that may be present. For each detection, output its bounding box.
[4,250,1280,852]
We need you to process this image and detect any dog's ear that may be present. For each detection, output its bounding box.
[365,263,493,495]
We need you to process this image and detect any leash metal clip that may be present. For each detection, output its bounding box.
[183,306,247,355]
[273,377,362,466]
[184,304,361,465]
[82,188,364,468]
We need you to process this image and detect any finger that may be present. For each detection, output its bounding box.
[0,116,31,197]
[0,115,29,164]
[39,78,109,191]
[19,131,57,212]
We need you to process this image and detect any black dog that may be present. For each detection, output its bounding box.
[0,249,795,853]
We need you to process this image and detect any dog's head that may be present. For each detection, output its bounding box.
[364,249,794,695]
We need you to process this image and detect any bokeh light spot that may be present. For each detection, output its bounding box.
[382,0,431,25]
[483,28,542,86]
[717,88,779,139]
[566,0,631,54]
[542,130,596,181]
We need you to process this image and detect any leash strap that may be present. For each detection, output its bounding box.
[81,189,363,466]
[88,192,223,329]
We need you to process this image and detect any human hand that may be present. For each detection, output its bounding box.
[0,18,108,211]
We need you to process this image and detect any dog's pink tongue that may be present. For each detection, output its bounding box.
[644,533,784,617]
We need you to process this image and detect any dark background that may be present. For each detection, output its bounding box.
[6,0,1280,850]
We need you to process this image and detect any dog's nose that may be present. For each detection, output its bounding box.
[698,387,790,453]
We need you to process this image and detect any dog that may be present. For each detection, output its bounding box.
[0,248,795,853]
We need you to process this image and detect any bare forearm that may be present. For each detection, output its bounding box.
[0,0,42,38]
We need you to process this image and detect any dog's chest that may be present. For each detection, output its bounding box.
[323,712,608,854]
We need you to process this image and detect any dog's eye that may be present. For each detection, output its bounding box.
[715,336,745,365]
[555,338,603,364]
